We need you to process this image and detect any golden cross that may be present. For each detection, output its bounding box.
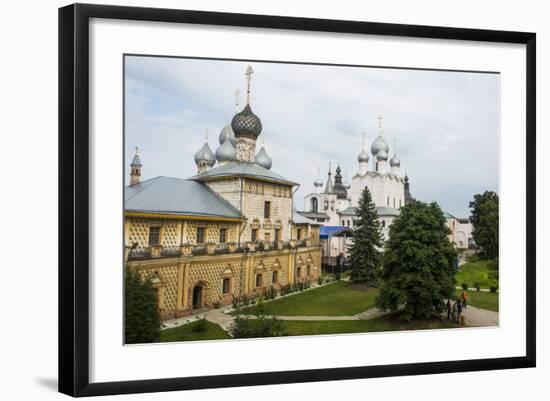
[134,146,138,154]
[362,131,366,150]
[245,66,254,104]
[378,114,384,129]
[234,89,241,110]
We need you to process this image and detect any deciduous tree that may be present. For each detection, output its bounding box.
[377,201,457,321]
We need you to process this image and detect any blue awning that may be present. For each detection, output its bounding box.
[320,226,354,239]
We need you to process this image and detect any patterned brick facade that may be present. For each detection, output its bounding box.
[128,243,321,320]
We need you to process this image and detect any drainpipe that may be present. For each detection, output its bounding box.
[291,184,300,284]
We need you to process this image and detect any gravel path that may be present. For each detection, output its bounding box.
[462,305,499,327]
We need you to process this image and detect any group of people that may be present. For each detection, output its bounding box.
[446,290,468,325]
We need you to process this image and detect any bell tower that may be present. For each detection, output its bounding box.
[129,147,142,186]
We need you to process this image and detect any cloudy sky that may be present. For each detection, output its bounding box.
[124,55,499,217]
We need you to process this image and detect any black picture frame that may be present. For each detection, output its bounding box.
[59,3,536,397]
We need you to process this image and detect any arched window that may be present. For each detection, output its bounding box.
[387,196,390,206]
[311,197,318,213]
[393,197,396,208]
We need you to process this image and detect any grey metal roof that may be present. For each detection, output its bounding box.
[190,161,297,185]
[131,153,141,166]
[338,206,399,217]
[297,211,330,220]
[376,206,400,216]
[292,211,321,226]
[339,206,357,216]
[125,176,242,219]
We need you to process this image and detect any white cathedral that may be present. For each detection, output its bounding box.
[299,115,472,258]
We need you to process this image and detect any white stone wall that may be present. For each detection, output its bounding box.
[456,220,473,249]
[351,171,405,210]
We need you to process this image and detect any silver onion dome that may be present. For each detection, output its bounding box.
[194,142,216,167]
[314,178,323,188]
[377,149,388,161]
[358,149,369,163]
[371,135,389,156]
[219,124,237,146]
[216,136,237,163]
[390,154,401,167]
[231,104,262,138]
[255,146,272,169]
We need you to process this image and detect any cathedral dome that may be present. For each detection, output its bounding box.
[371,135,389,156]
[219,124,237,146]
[377,149,388,161]
[314,177,323,188]
[390,154,401,167]
[358,149,369,163]
[333,165,348,199]
[194,142,216,167]
[255,146,272,169]
[231,104,262,138]
[216,136,237,163]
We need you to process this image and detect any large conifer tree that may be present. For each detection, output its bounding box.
[125,268,161,344]
[348,186,383,284]
[377,201,456,321]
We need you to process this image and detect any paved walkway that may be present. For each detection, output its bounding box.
[200,306,396,333]
[204,309,237,331]
[462,305,499,327]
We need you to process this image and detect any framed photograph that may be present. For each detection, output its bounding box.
[58,3,536,397]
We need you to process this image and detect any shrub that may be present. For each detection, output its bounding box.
[461,283,469,290]
[230,316,288,338]
[318,276,323,285]
[474,282,481,292]
[490,286,498,293]
[192,318,208,333]
[488,270,499,281]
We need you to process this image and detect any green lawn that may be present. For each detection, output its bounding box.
[160,319,229,342]
[282,314,458,336]
[234,281,379,316]
[455,260,498,289]
[456,290,499,312]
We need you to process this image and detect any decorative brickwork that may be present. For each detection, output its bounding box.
[128,245,321,321]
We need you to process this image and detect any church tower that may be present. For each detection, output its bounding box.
[357,131,370,176]
[194,131,216,174]
[370,114,389,172]
[390,138,401,175]
[231,66,262,162]
[129,147,142,186]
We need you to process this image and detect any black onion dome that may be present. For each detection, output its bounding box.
[333,165,348,199]
[231,104,262,138]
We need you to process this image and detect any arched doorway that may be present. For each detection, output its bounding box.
[192,285,203,309]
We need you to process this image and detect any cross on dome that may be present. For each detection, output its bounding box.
[245,66,254,104]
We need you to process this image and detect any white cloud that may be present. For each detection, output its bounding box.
[125,56,499,217]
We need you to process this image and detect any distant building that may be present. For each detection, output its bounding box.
[299,115,472,258]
